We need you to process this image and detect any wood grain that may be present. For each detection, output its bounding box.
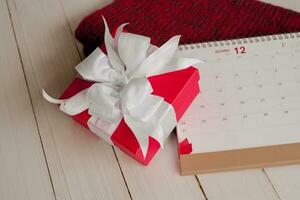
[265,165,300,200]
[6,0,130,199]
[116,135,206,200]
[0,1,55,200]
[198,170,280,200]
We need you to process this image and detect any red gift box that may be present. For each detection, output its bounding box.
[60,64,200,166]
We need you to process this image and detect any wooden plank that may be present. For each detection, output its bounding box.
[0,1,55,200]
[116,135,206,200]
[265,165,300,200]
[197,170,280,200]
[6,0,131,199]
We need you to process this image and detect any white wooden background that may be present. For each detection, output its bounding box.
[0,0,299,199]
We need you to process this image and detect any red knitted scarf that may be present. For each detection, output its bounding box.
[75,0,300,55]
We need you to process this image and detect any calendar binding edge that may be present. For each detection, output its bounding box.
[178,32,300,51]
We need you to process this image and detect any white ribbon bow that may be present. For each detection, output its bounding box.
[43,17,202,157]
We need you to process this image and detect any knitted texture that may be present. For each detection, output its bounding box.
[75,0,300,55]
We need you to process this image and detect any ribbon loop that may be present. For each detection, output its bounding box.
[120,77,164,122]
[42,89,90,116]
[118,33,151,75]
[75,49,123,84]
[120,77,152,110]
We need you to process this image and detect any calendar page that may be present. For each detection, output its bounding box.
[177,33,300,154]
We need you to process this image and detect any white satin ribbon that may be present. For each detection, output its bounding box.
[43,17,203,158]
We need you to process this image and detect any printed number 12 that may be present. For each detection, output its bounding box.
[234,46,246,54]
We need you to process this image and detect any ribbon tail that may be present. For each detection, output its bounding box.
[133,127,150,159]
[124,114,168,159]
[42,89,90,116]
[151,125,165,149]
[123,114,150,159]
[42,89,64,104]
[132,35,181,77]
[122,99,176,158]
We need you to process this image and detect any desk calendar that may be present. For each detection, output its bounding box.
[177,32,300,175]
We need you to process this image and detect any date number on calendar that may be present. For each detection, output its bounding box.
[234,46,247,54]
